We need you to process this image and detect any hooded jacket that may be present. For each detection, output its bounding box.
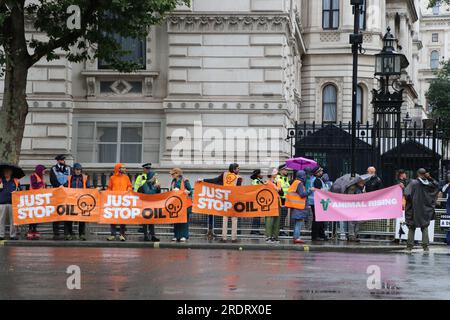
[30,165,46,189]
[291,170,311,220]
[107,163,132,192]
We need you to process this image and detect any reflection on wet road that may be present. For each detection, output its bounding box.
[0,247,449,300]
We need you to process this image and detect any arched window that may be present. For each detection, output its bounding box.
[323,0,339,30]
[356,85,363,123]
[323,84,337,123]
[430,51,440,69]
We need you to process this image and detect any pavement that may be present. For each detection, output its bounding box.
[1,235,449,254]
[1,246,450,299]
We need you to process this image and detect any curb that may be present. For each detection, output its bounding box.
[1,240,409,253]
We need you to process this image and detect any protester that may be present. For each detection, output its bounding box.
[275,164,291,236]
[322,173,333,235]
[265,168,283,243]
[170,168,193,242]
[27,164,47,240]
[286,170,311,244]
[50,155,71,240]
[345,176,366,242]
[404,168,439,253]
[107,163,132,241]
[203,163,243,243]
[308,166,328,241]
[134,164,160,242]
[64,163,90,241]
[365,167,383,192]
[0,167,20,240]
[397,169,409,190]
[140,170,161,242]
[250,169,264,236]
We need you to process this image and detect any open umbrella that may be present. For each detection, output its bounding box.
[0,163,25,179]
[330,174,356,194]
[331,173,374,194]
[285,157,318,171]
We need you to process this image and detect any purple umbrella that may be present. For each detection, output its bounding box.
[285,157,318,171]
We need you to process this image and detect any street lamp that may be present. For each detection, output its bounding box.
[374,27,409,93]
[403,112,412,128]
[372,28,409,125]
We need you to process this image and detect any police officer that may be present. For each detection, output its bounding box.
[49,155,71,240]
[276,164,291,236]
[134,163,160,192]
[133,163,160,242]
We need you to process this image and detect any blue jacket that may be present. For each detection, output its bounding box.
[307,176,324,206]
[68,175,91,189]
[0,177,20,204]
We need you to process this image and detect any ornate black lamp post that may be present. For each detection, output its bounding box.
[372,27,409,130]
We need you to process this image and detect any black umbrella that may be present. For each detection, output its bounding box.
[0,163,25,179]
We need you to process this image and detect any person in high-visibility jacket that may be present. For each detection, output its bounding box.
[134,163,161,243]
[275,164,291,235]
[250,169,264,235]
[133,163,159,192]
[203,163,242,243]
[64,163,90,241]
[286,170,312,244]
[266,168,283,243]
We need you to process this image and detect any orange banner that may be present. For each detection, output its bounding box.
[98,190,189,225]
[12,187,100,225]
[192,181,279,217]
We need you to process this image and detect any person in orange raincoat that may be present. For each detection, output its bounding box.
[106,163,132,242]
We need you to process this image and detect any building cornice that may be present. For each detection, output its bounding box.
[166,13,291,34]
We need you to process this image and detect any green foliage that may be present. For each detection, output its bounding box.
[426,60,450,139]
[0,0,190,72]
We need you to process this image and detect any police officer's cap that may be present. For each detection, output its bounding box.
[142,163,152,169]
[55,154,66,161]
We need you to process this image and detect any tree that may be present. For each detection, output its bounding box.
[426,60,450,139]
[0,0,189,163]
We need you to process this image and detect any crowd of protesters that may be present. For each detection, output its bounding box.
[0,154,448,250]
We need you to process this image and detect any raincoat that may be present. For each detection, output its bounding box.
[405,178,439,228]
[30,165,46,189]
[108,163,132,192]
[291,170,311,220]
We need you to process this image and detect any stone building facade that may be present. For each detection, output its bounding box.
[418,0,450,114]
[0,0,435,185]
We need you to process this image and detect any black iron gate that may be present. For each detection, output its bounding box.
[292,120,447,186]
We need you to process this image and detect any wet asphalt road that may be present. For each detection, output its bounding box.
[0,247,449,300]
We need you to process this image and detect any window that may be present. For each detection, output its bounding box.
[323,84,337,123]
[432,33,439,42]
[430,50,440,69]
[98,34,146,69]
[359,0,366,30]
[356,85,363,123]
[76,121,161,164]
[432,3,440,15]
[323,0,339,30]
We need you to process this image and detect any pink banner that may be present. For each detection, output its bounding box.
[314,185,403,222]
